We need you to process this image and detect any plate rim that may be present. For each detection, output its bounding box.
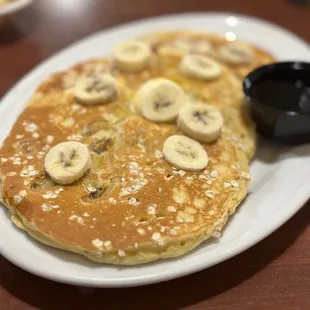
[1,12,310,288]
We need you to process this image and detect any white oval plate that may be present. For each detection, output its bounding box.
[1,13,310,288]
[0,0,33,18]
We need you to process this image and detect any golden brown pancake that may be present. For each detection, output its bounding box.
[0,40,252,265]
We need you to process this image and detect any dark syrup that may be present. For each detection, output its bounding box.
[252,79,310,113]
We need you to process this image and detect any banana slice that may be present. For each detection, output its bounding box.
[177,103,224,142]
[74,74,118,105]
[218,42,254,64]
[179,54,222,80]
[45,142,92,185]
[114,40,151,72]
[162,135,209,171]
[133,78,185,122]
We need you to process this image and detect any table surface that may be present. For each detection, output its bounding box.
[0,0,310,309]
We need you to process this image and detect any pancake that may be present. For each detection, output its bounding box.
[140,30,276,79]
[0,39,251,265]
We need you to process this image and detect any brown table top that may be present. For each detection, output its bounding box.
[0,0,310,309]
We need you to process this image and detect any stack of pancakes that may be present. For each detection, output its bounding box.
[0,30,275,265]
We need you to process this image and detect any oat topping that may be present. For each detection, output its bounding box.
[241,171,250,180]
[86,184,97,193]
[147,203,157,215]
[19,190,27,197]
[128,197,140,206]
[210,170,218,178]
[13,195,23,205]
[61,117,75,128]
[167,205,177,212]
[129,162,139,170]
[154,150,162,159]
[177,170,186,177]
[69,215,85,225]
[199,174,208,180]
[108,197,117,204]
[120,179,148,196]
[177,210,194,223]
[67,134,83,141]
[205,190,214,198]
[13,158,21,165]
[0,158,8,163]
[212,231,221,238]
[231,163,240,170]
[72,104,81,112]
[25,122,38,133]
[46,135,54,144]
[224,182,232,188]
[42,188,63,199]
[103,240,112,248]
[157,167,166,175]
[170,229,177,235]
[41,203,60,212]
[32,132,40,139]
[152,232,161,240]
[231,180,239,188]
[92,238,103,249]
[118,249,126,257]
[137,228,146,235]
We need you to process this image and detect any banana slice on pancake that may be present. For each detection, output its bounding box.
[45,142,92,185]
[218,42,254,64]
[133,78,185,122]
[114,40,151,72]
[177,103,224,142]
[162,135,209,171]
[74,74,119,105]
[179,54,222,80]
